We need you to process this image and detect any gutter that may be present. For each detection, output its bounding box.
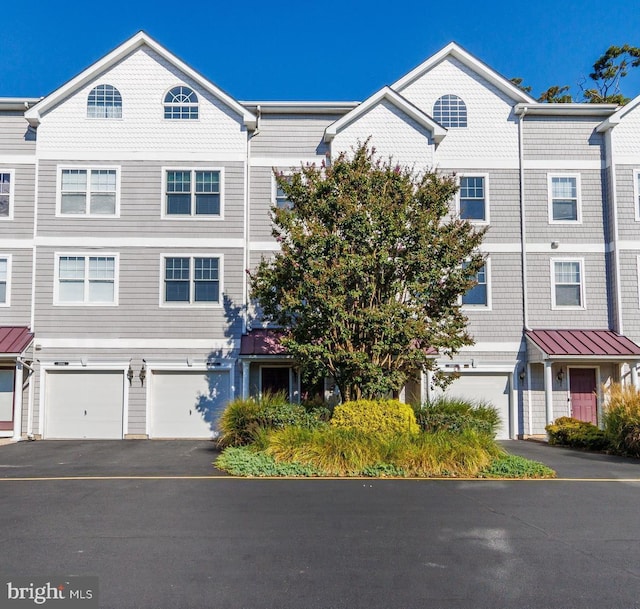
[518,106,530,331]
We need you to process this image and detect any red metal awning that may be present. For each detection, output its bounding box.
[526,329,640,358]
[240,329,288,356]
[0,326,34,356]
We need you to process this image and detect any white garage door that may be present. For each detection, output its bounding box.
[442,373,511,439]
[149,370,231,438]
[45,370,124,439]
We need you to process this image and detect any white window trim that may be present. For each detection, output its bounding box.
[53,252,120,306]
[550,257,586,310]
[271,171,294,209]
[86,84,123,120]
[548,173,582,224]
[55,165,121,217]
[0,254,12,307]
[159,253,224,308]
[636,255,640,308]
[456,173,489,225]
[161,167,225,220]
[461,257,492,311]
[633,169,640,222]
[162,85,200,121]
[0,169,15,221]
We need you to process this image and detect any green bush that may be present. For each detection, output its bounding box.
[603,382,640,457]
[413,396,501,437]
[216,446,322,477]
[480,455,556,478]
[217,393,326,447]
[545,417,610,451]
[330,399,419,436]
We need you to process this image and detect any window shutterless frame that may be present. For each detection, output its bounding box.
[0,169,15,220]
[548,173,582,224]
[461,257,492,310]
[0,254,12,307]
[159,253,224,308]
[53,252,119,306]
[271,172,294,210]
[633,169,640,222]
[55,165,121,217]
[457,174,489,224]
[161,167,224,219]
[550,258,585,310]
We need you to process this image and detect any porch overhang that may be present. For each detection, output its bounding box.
[0,326,34,358]
[239,329,289,358]
[525,329,640,362]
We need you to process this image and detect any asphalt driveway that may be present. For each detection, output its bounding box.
[0,437,638,479]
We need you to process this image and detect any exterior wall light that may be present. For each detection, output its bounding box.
[127,365,134,385]
[556,368,564,383]
[139,365,146,386]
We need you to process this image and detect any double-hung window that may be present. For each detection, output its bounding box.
[273,174,293,210]
[549,174,581,222]
[0,171,14,219]
[163,256,221,305]
[552,259,584,308]
[164,169,222,217]
[59,167,119,215]
[459,175,488,222]
[56,255,118,305]
[0,256,10,306]
[462,261,489,307]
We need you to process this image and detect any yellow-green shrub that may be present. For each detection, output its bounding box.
[603,382,640,456]
[330,399,419,435]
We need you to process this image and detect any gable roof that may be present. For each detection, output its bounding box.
[324,86,447,144]
[596,94,640,132]
[526,329,640,358]
[24,31,256,130]
[392,42,536,105]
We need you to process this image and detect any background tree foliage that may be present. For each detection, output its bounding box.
[250,143,486,401]
[512,44,640,104]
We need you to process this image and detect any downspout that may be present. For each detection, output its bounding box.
[607,128,623,335]
[518,106,530,331]
[27,137,39,439]
[518,106,531,438]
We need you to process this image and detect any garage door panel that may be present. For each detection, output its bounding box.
[150,370,231,438]
[46,371,124,439]
[441,373,510,440]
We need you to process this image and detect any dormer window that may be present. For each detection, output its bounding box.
[164,86,198,120]
[87,84,122,119]
[433,94,467,128]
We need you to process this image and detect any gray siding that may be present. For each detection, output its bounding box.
[523,117,604,160]
[0,163,35,238]
[34,247,245,339]
[524,169,607,243]
[250,166,276,242]
[527,253,611,329]
[0,113,35,154]
[0,249,32,326]
[615,164,640,240]
[619,251,640,341]
[36,160,246,239]
[251,114,333,157]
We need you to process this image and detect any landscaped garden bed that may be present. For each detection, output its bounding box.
[214,395,556,479]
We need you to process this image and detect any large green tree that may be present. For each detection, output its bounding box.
[250,143,486,401]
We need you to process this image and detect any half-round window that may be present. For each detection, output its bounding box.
[433,94,467,128]
[87,84,122,119]
[164,86,199,120]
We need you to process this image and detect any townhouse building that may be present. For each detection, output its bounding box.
[1,32,640,441]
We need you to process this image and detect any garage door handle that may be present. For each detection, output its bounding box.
[84,410,87,416]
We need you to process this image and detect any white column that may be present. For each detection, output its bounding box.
[242,360,250,399]
[420,371,428,406]
[631,362,638,389]
[544,360,554,426]
[425,370,434,405]
[509,371,516,440]
[12,362,23,441]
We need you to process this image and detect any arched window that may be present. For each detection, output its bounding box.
[433,94,467,128]
[164,86,199,120]
[87,84,122,118]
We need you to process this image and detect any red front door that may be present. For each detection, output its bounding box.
[569,368,597,425]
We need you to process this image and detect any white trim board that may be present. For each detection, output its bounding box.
[35,338,239,349]
[35,237,245,248]
[36,151,247,163]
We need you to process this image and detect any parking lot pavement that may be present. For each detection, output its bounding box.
[500,439,640,479]
[0,439,224,478]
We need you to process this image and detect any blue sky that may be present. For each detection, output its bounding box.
[2,0,639,102]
